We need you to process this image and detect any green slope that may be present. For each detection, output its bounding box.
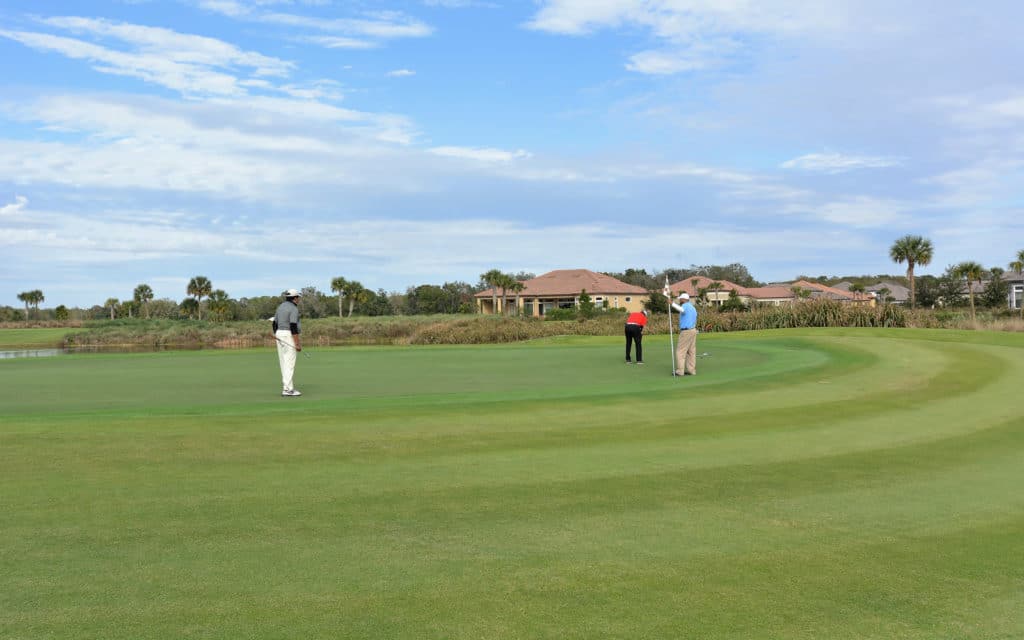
[1,329,1022,639]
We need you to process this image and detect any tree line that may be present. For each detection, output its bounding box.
[7,241,1024,323]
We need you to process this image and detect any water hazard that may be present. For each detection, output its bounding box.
[0,345,211,359]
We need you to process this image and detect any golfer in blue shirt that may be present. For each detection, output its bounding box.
[670,292,698,376]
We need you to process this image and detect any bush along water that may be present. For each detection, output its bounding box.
[57,300,1024,349]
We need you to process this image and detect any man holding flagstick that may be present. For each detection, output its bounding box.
[671,290,699,377]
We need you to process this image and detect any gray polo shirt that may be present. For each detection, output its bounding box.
[273,300,301,334]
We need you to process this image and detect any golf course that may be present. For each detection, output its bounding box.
[2,327,1023,639]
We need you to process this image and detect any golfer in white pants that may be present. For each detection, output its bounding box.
[273,288,303,396]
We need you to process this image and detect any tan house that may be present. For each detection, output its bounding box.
[669,276,873,306]
[476,269,649,316]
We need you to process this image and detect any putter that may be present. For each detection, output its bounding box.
[268,317,310,358]
[272,334,311,358]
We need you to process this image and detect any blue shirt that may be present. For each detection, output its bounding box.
[673,301,697,330]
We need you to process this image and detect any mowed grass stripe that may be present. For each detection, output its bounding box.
[3,334,1011,479]
[2,329,1023,639]
[0,333,870,419]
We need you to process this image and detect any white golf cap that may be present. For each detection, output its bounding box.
[283,288,302,297]
[678,292,690,300]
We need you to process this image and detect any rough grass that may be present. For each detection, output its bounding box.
[1,302,1020,351]
[2,329,1023,638]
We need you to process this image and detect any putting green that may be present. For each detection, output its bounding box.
[1,328,1023,639]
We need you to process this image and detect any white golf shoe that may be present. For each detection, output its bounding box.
[282,389,302,397]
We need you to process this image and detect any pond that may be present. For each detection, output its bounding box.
[0,349,62,359]
[0,345,213,359]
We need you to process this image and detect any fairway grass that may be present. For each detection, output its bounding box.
[2,329,1023,639]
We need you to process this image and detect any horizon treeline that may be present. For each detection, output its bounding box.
[4,261,1020,323]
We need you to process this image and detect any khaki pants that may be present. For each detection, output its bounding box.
[276,330,297,391]
[675,329,697,375]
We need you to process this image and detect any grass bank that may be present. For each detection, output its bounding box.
[2,301,1020,350]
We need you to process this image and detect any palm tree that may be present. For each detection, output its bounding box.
[179,297,199,320]
[17,291,31,320]
[330,277,349,318]
[17,290,44,320]
[889,235,934,308]
[208,289,232,321]
[953,261,986,322]
[509,280,525,316]
[1010,256,1024,318]
[495,273,517,316]
[30,290,44,317]
[480,269,504,315]
[343,280,364,317]
[352,287,373,316]
[186,276,212,320]
[104,298,119,320]
[134,284,154,319]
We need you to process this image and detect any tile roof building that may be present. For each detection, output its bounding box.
[475,269,649,316]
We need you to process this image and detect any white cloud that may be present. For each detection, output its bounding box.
[0,19,293,97]
[800,196,907,227]
[0,93,425,198]
[525,1,854,75]
[387,69,416,77]
[428,146,532,162]
[0,195,28,216]
[781,152,902,173]
[305,35,377,49]
[988,96,1024,119]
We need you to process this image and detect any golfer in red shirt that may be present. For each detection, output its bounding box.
[624,309,648,364]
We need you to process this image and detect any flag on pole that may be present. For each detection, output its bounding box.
[664,276,676,376]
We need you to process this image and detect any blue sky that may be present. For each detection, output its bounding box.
[2,0,1023,307]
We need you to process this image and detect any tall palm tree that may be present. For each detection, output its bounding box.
[480,269,504,315]
[953,261,986,322]
[343,280,364,317]
[1010,256,1024,318]
[104,298,119,320]
[187,276,212,320]
[17,291,30,320]
[134,284,154,319]
[330,277,349,318]
[509,280,525,316]
[889,235,934,308]
[496,273,518,316]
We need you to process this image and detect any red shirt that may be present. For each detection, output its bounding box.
[626,312,647,327]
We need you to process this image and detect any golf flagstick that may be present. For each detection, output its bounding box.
[665,276,676,376]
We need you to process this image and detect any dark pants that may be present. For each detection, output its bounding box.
[625,323,643,362]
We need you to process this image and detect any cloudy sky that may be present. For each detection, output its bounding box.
[2,1,1023,307]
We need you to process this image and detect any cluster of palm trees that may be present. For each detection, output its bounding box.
[330,277,373,317]
[16,289,44,320]
[479,269,525,315]
[184,276,233,321]
[890,235,1024,320]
